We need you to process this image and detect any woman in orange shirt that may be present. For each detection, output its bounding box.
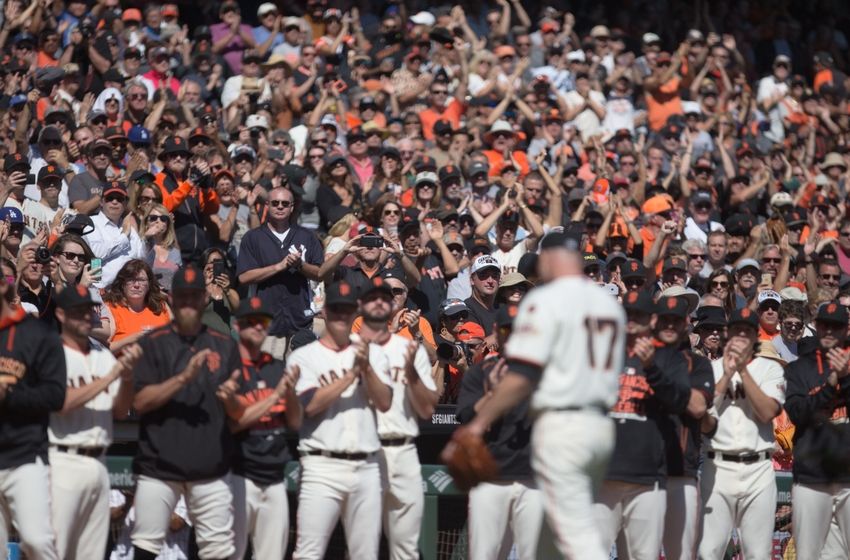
[101,259,171,351]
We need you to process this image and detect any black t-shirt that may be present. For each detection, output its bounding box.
[464,295,497,336]
[133,324,241,481]
[408,250,447,328]
[233,353,292,485]
[456,355,533,479]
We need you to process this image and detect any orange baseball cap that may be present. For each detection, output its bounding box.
[641,194,675,215]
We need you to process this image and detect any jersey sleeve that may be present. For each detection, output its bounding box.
[414,343,436,391]
[504,290,555,368]
[756,359,786,405]
[369,343,392,386]
[690,353,715,403]
[236,230,262,277]
[455,362,486,424]
[133,334,162,392]
[291,347,318,395]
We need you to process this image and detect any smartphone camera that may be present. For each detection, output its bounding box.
[359,235,384,248]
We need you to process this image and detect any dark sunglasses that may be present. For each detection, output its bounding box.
[58,251,86,262]
[146,215,170,223]
[391,287,407,296]
[269,200,293,208]
[104,194,127,203]
[710,280,729,288]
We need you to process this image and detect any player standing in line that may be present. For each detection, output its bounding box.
[699,308,785,560]
[289,280,393,560]
[0,260,66,559]
[457,304,547,560]
[229,297,302,560]
[357,275,439,560]
[784,303,850,558]
[464,229,626,560]
[594,292,696,560]
[653,297,714,560]
[130,265,244,560]
[50,285,142,559]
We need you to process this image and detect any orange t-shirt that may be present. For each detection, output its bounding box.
[419,99,464,141]
[107,302,170,343]
[482,149,530,178]
[645,76,683,131]
[351,315,437,352]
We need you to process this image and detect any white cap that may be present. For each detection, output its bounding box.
[471,255,501,275]
[320,113,339,131]
[780,286,807,302]
[409,11,436,26]
[757,290,782,306]
[245,114,269,130]
[566,50,586,62]
[257,3,278,17]
[681,101,702,115]
[642,32,661,44]
[414,171,438,187]
[770,192,793,207]
[590,25,610,38]
[814,173,829,186]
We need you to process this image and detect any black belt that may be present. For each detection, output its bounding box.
[551,405,606,413]
[708,451,771,463]
[52,445,105,458]
[303,450,372,461]
[380,437,413,447]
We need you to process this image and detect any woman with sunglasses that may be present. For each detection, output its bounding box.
[316,154,361,231]
[706,268,737,316]
[370,194,402,240]
[208,169,260,261]
[201,247,240,335]
[92,88,125,127]
[126,177,162,232]
[50,233,98,291]
[140,204,181,292]
[364,146,404,205]
[101,259,171,351]
[692,306,727,360]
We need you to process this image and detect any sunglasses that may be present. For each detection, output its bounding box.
[762,257,781,264]
[446,312,469,321]
[58,251,86,262]
[146,214,169,223]
[782,321,803,331]
[688,253,706,260]
[710,280,730,288]
[42,139,63,147]
[384,209,400,216]
[269,200,293,208]
[91,118,108,126]
[239,316,272,329]
[105,194,127,203]
[820,273,841,281]
[391,287,407,296]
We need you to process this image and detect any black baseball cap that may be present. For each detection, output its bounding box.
[623,290,655,314]
[695,306,727,329]
[621,258,647,279]
[540,229,582,252]
[4,152,28,173]
[728,307,759,329]
[359,276,393,299]
[38,165,62,183]
[662,256,687,273]
[172,265,206,292]
[325,281,358,307]
[56,284,95,309]
[495,304,518,328]
[656,296,689,319]
[235,296,273,319]
[816,301,849,326]
[130,169,156,184]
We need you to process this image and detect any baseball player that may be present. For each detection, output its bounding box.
[457,304,547,560]
[653,297,714,560]
[130,265,244,560]
[289,280,393,559]
[784,302,850,558]
[357,275,439,560]
[464,229,626,560]
[50,285,142,560]
[594,292,696,560]
[0,264,66,559]
[229,297,303,560]
[699,307,786,560]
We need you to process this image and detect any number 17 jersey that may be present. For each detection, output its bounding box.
[505,276,626,413]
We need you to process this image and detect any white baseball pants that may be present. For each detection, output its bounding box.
[467,478,544,560]
[595,480,666,560]
[379,443,423,560]
[532,410,614,560]
[663,476,700,560]
[230,475,288,560]
[293,454,382,560]
[792,482,850,560]
[49,450,110,560]
[698,458,776,560]
[820,514,848,560]
[131,474,235,559]
[0,457,58,560]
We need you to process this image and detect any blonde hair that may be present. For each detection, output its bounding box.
[323,212,357,248]
[141,203,177,249]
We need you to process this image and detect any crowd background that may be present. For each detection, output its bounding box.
[3,0,850,557]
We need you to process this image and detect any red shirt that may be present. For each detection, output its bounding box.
[420,99,464,141]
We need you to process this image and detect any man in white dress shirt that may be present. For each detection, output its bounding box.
[84,181,144,288]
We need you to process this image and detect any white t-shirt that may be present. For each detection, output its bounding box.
[21,199,61,245]
[505,275,625,412]
[49,340,119,447]
[376,335,435,439]
[492,241,528,276]
[291,336,392,454]
[707,356,786,454]
[562,90,608,142]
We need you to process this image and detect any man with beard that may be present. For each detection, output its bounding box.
[68,139,113,215]
[0,235,66,559]
[427,120,455,168]
[699,308,785,560]
[289,281,392,559]
[723,214,754,264]
[784,302,850,558]
[130,265,244,560]
[230,297,302,560]
[733,259,761,308]
[653,296,714,560]
[357,276,437,560]
[154,136,220,263]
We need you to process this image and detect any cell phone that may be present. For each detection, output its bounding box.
[761,274,772,286]
[212,260,225,277]
[267,147,284,160]
[90,258,102,270]
[359,236,384,248]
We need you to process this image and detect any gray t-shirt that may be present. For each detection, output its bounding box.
[68,171,106,213]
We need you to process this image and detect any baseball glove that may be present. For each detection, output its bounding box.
[440,426,499,491]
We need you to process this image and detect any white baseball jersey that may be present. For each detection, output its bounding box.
[291,336,392,454]
[505,276,625,412]
[48,339,119,447]
[375,335,435,439]
[707,356,786,454]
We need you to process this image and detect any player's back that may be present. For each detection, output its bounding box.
[506,275,625,413]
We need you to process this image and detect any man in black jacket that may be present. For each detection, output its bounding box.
[785,302,850,559]
[0,261,66,559]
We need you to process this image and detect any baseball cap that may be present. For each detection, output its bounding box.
[641,194,675,215]
[122,8,142,22]
[780,287,807,302]
[172,265,206,292]
[246,114,269,130]
[496,304,519,328]
[539,228,583,252]
[56,284,95,309]
[694,306,727,329]
[656,296,689,318]
[103,181,127,197]
[235,296,273,319]
[415,171,439,188]
[468,236,492,256]
[724,214,754,236]
[498,272,532,292]
[728,307,759,329]
[770,192,793,207]
[64,214,95,236]
[0,207,23,224]
[757,290,782,307]
[662,256,687,273]
[130,169,156,185]
[583,252,601,270]
[37,165,62,183]
[642,32,661,44]
[621,259,646,279]
[443,232,464,249]
[360,276,393,299]
[816,301,849,325]
[440,298,469,317]
[691,191,713,206]
[623,290,655,314]
[468,161,490,178]
[104,126,125,141]
[471,255,500,275]
[413,156,438,173]
[4,153,28,173]
[325,281,358,307]
[231,145,257,161]
[457,322,486,341]
[257,2,277,16]
[127,125,152,145]
[735,258,760,273]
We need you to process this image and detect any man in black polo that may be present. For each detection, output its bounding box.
[237,186,322,359]
[130,265,243,560]
[465,254,501,337]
